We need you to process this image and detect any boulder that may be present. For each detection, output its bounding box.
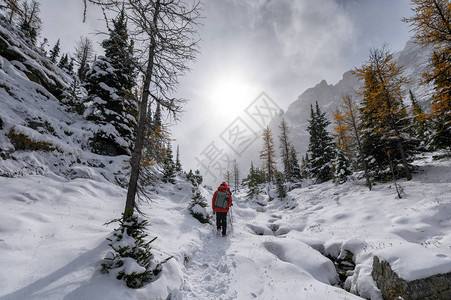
[372,256,451,300]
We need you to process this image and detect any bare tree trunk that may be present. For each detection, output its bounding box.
[84,0,200,216]
[343,96,372,191]
[124,0,160,217]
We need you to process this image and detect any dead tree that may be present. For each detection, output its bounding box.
[73,36,94,81]
[85,0,201,217]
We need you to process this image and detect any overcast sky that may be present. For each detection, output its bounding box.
[38,0,413,182]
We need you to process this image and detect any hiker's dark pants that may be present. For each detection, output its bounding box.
[216,212,227,235]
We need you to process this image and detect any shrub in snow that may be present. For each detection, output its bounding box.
[188,188,211,224]
[6,128,59,152]
[101,214,171,288]
[187,170,210,223]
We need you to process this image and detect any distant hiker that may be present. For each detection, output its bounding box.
[212,182,232,237]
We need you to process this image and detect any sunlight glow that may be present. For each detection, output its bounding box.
[207,72,257,118]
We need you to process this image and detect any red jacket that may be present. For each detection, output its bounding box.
[212,183,232,213]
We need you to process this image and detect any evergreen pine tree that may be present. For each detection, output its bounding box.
[187,170,210,223]
[162,143,176,184]
[288,145,302,182]
[57,54,74,75]
[49,39,60,63]
[83,9,138,156]
[64,77,84,114]
[409,90,428,148]
[355,48,417,180]
[101,214,171,288]
[188,188,210,223]
[102,8,136,91]
[246,161,261,200]
[154,102,162,127]
[194,170,203,186]
[335,147,352,184]
[142,103,169,166]
[307,102,336,183]
[58,53,69,70]
[278,119,301,182]
[185,170,203,188]
[275,172,287,199]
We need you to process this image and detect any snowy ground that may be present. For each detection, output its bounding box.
[0,153,450,300]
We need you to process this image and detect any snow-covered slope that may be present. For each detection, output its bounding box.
[1,153,450,300]
[272,38,433,157]
[0,15,129,184]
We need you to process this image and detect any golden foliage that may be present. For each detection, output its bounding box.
[404,0,451,145]
[354,48,409,137]
[332,108,352,154]
[259,126,277,181]
[403,0,451,48]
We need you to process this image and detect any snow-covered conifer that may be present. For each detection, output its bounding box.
[275,172,287,199]
[161,143,176,184]
[83,9,138,156]
[307,102,336,183]
[355,48,417,180]
[335,147,352,184]
[49,39,60,63]
[102,214,171,288]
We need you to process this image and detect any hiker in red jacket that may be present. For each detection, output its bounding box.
[212,182,232,237]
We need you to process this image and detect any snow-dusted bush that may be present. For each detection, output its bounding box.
[101,214,171,288]
[186,169,203,186]
[188,187,210,224]
[186,170,210,223]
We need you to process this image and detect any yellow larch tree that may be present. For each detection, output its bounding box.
[403,0,451,149]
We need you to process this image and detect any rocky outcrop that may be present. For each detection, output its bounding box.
[0,16,69,100]
[372,256,451,300]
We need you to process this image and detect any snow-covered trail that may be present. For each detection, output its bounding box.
[173,190,362,300]
[179,227,236,299]
[175,189,238,300]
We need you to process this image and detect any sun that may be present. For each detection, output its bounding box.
[207,72,258,117]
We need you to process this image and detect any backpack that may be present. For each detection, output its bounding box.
[214,189,229,209]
